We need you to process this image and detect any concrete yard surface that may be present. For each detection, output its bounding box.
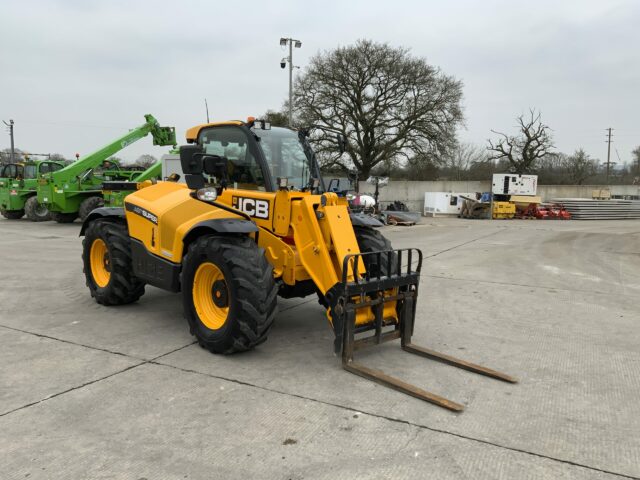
[1,216,639,479]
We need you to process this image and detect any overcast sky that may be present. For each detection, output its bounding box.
[1,0,638,165]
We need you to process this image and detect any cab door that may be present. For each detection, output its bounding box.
[197,125,275,230]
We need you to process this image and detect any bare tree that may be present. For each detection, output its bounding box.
[488,109,553,174]
[1,148,24,165]
[135,154,157,169]
[443,143,489,180]
[294,39,464,178]
[563,148,597,185]
[262,110,288,128]
[632,146,640,177]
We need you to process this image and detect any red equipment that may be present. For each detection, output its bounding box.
[536,203,571,220]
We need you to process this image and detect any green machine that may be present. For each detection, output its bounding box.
[0,160,65,221]
[102,161,163,207]
[37,114,176,223]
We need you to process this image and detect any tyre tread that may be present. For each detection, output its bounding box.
[183,235,278,354]
[82,219,145,305]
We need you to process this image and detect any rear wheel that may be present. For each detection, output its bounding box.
[24,196,51,222]
[82,219,145,305]
[79,196,104,221]
[51,211,79,223]
[182,235,278,354]
[1,209,24,220]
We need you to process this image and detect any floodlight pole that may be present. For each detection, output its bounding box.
[280,37,301,127]
[288,40,293,127]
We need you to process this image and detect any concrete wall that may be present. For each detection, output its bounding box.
[357,180,640,213]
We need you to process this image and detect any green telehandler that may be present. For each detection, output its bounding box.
[0,159,65,221]
[102,161,164,208]
[36,114,176,223]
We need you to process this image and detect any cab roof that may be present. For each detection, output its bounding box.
[185,121,245,143]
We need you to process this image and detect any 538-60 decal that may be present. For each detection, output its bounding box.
[125,202,158,224]
[232,196,270,219]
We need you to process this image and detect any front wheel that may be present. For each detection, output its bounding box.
[353,226,397,277]
[82,219,145,305]
[182,235,278,354]
[1,209,24,220]
[25,196,51,222]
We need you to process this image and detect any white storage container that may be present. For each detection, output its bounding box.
[423,192,475,216]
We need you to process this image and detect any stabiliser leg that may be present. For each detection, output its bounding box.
[337,249,517,413]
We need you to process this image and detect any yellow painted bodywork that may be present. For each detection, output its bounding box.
[124,182,397,326]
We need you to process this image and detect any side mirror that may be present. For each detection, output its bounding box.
[337,134,347,154]
[202,155,228,179]
[180,145,203,174]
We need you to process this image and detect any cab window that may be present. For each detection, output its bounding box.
[23,164,37,179]
[198,126,265,191]
[2,164,23,179]
[39,162,63,175]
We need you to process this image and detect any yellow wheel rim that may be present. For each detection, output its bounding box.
[193,262,229,330]
[90,238,111,288]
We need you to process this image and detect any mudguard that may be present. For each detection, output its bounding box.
[79,207,125,236]
[350,212,384,228]
[183,218,258,249]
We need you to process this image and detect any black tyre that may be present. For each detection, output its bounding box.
[353,226,397,277]
[182,235,278,354]
[1,209,24,220]
[51,211,79,223]
[82,219,145,306]
[79,196,104,221]
[24,196,51,222]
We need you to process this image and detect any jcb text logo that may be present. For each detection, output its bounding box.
[232,197,270,219]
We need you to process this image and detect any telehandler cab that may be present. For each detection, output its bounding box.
[80,118,515,411]
[0,159,65,221]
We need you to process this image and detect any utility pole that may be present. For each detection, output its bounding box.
[3,119,15,162]
[605,127,613,184]
[279,37,302,127]
[204,98,210,123]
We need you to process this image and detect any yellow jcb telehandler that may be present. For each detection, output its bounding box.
[80,118,515,411]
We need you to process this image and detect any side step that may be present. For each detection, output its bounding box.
[334,249,517,412]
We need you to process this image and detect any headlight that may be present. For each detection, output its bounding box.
[196,187,218,202]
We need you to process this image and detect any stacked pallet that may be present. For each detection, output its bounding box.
[552,198,640,220]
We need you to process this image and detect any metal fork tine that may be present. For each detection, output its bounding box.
[338,246,515,412]
[403,344,518,383]
[343,362,464,412]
